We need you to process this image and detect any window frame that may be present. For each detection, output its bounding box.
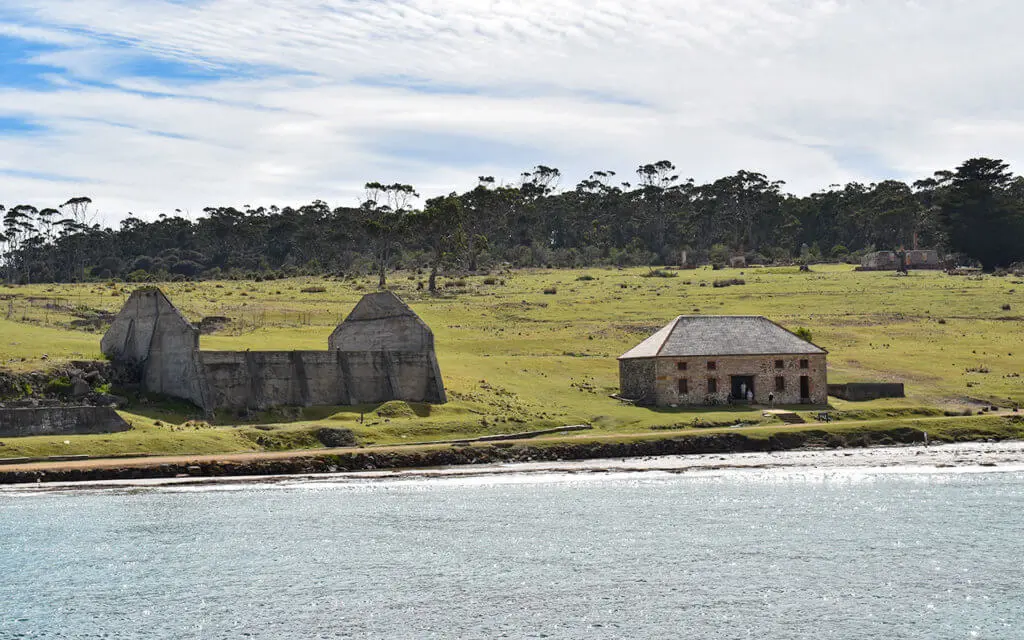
[707,377,718,394]
[774,359,784,369]
[707,360,717,371]
[775,376,785,392]
[800,359,809,369]
[677,361,687,371]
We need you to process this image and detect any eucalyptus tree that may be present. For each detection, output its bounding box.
[360,182,418,288]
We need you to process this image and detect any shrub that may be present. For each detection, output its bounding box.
[793,326,813,342]
[543,286,557,295]
[483,277,499,285]
[576,275,596,281]
[45,376,72,396]
[712,278,745,288]
[643,269,678,278]
[301,286,327,293]
[1002,304,1012,311]
[709,244,730,269]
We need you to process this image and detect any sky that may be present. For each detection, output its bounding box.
[1,0,1022,224]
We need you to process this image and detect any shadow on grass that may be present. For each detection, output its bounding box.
[120,393,436,426]
[641,403,834,415]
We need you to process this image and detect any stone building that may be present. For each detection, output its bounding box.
[618,316,827,406]
[858,249,942,271]
[101,288,446,412]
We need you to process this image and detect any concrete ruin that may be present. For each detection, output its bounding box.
[0,406,130,438]
[858,250,942,271]
[827,383,905,401]
[101,288,446,412]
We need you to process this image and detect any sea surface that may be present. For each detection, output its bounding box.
[1,468,1023,639]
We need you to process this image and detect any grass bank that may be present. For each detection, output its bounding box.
[1,265,1023,460]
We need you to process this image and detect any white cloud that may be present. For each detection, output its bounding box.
[0,0,1022,219]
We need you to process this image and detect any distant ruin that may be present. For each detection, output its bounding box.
[101,288,446,412]
[858,250,942,271]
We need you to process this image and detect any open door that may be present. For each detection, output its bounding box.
[800,375,810,400]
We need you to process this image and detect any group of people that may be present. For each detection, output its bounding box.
[737,381,777,406]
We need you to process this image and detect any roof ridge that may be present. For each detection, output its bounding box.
[653,316,684,357]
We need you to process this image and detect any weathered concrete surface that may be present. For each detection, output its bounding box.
[329,291,446,404]
[101,288,446,411]
[828,383,905,401]
[0,406,129,437]
[100,288,207,407]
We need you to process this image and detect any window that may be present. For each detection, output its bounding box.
[707,361,717,371]
[775,376,785,392]
[800,359,809,369]
[774,359,784,369]
[707,378,718,394]
[677,362,687,371]
[678,378,688,394]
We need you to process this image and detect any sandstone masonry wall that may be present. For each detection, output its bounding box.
[648,353,827,406]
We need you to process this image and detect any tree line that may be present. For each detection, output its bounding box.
[2,157,1023,287]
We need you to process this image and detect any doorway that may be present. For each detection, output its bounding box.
[731,375,755,402]
[800,375,810,400]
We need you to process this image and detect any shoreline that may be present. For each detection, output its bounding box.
[3,439,1024,492]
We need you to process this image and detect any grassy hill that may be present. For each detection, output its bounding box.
[2,264,1023,458]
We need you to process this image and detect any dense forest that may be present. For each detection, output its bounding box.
[2,157,1024,287]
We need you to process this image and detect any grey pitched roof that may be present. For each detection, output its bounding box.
[619,315,826,359]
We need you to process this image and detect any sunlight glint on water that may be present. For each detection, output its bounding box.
[1,470,1022,639]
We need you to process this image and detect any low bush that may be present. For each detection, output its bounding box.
[643,269,678,278]
[301,286,327,293]
[543,286,557,295]
[712,278,745,288]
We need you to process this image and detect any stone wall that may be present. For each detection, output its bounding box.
[646,353,827,406]
[618,358,657,402]
[859,250,942,271]
[859,251,899,271]
[828,383,905,401]
[0,406,129,437]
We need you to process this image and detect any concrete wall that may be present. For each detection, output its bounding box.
[199,350,446,409]
[100,288,207,407]
[626,353,827,406]
[100,289,444,411]
[0,406,130,437]
[828,383,905,401]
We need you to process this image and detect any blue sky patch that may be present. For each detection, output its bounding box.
[0,34,66,90]
[0,116,45,135]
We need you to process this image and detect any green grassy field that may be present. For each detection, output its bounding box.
[2,264,1023,458]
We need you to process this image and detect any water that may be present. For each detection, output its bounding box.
[2,469,1023,639]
